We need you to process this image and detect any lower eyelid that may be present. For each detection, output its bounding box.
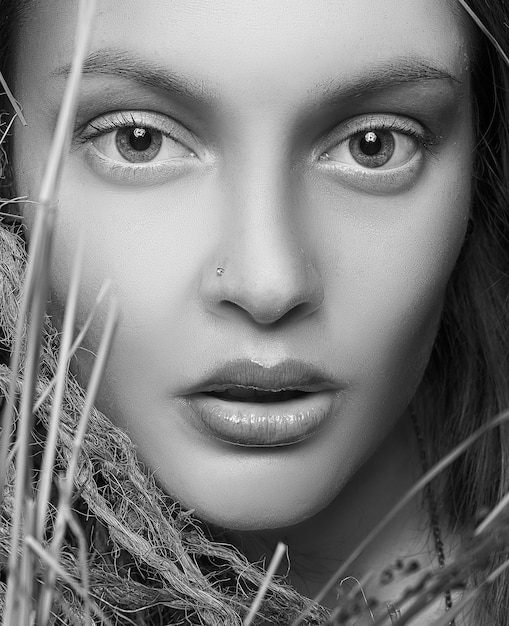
[318,150,425,195]
[83,143,198,185]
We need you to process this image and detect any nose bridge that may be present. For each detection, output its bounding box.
[230,146,294,257]
[201,143,324,325]
[225,138,304,280]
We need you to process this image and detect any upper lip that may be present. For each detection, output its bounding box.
[186,358,340,394]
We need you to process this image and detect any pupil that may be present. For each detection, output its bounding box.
[360,131,382,156]
[129,127,152,151]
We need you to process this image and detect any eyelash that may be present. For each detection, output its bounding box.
[324,115,438,155]
[75,111,197,184]
[75,110,439,192]
[318,114,440,193]
[77,110,183,141]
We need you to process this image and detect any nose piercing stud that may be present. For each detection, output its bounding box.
[216,266,225,276]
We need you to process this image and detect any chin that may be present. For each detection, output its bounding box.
[179,483,335,532]
[196,508,311,532]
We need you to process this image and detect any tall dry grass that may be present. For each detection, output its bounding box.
[0,1,115,624]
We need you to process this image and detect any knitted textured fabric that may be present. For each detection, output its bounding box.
[0,224,329,625]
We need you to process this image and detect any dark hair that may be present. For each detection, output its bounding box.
[417,2,509,623]
[1,1,509,624]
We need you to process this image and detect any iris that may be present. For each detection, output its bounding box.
[115,126,163,162]
[350,129,395,167]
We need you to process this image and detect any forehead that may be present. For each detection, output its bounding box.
[18,0,470,102]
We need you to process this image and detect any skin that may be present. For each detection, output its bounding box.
[13,0,473,614]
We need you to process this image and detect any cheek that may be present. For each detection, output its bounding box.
[43,172,221,431]
[317,157,471,403]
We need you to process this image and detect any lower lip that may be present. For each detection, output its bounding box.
[186,391,338,446]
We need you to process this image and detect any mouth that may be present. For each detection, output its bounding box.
[203,386,309,403]
[185,359,341,447]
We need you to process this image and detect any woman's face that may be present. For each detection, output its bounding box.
[14,0,473,530]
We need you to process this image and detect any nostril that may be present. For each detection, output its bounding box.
[218,296,320,326]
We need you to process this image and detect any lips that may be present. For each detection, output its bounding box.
[185,359,341,446]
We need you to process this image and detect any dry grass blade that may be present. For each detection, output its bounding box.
[0,0,96,504]
[329,573,376,625]
[430,557,509,626]
[1,2,97,624]
[38,297,118,624]
[243,542,287,626]
[24,535,114,626]
[474,488,509,536]
[4,277,111,475]
[0,196,33,211]
[61,296,118,497]
[31,278,112,418]
[431,590,480,626]
[35,232,85,541]
[0,71,27,126]
[36,480,96,626]
[3,204,55,626]
[457,0,509,68]
[0,205,48,504]
[65,510,92,626]
[19,499,36,626]
[0,113,17,147]
[290,409,509,626]
[38,0,97,206]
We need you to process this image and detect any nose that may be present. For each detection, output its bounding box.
[199,173,324,326]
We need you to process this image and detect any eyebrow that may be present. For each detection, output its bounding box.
[317,59,461,104]
[53,48,216,105]
[53,48,461,106]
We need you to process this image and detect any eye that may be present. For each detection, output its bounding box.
[324,128,419,170]
[318,115,438,194]
[92,123,193,164]
[76,111,198,184]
